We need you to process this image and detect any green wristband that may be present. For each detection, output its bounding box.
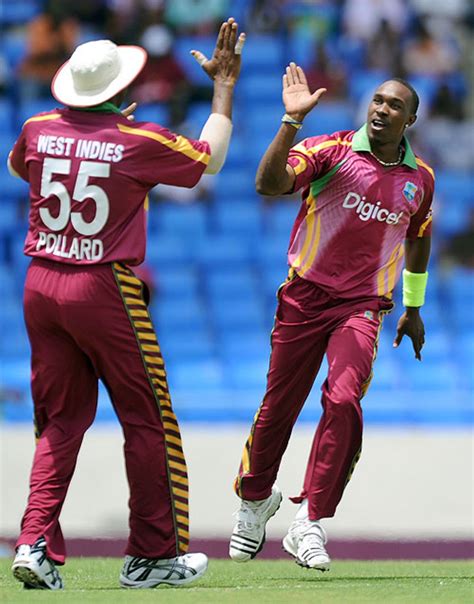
[402,269,428,307]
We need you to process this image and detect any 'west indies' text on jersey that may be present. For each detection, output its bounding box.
[9,108,210,265]
[286,125,435,299]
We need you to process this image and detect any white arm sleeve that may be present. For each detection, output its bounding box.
[199,113,233,175]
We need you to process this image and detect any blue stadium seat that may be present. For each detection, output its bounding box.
[210,296,266,331]
[349,69,390,102]
[0,358,30,390]
[435,170,473,205]
[0,1,40,25]
[0,263,17,297]
[0,197,20,234]
[1,32,27,68]
[219,329,270,364]
[444,267,474,302]
[213,167,256,200]
[369,358,399,391]
[167,359,225,390]
[212,201,262,238]
[238,74,282,103]
[256,233,290,270]
[225,135,249,168]
[174,36,216,85]
[265,201,298,236]
[158,327,215,361]
[151,296,208,331]
[186,102,211,133]
[152,202,208,239]
[286,34,316,69]
[146,233,193,266]
[205,267,259,299]
[0,320,30,357]
[154,266,199,297]
[239,35,285,72]
[402,361,460,391]
[242,103,283,140]
[260,266,289,302]
[303,102,355,135]
[17,98,59,129]
[134,103,169,127]
[0,98,15,136]
[435,198,470,236]
[195,234,253,267]
[225,358,269,390]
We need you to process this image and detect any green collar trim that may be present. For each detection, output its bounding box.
[352,124,417,169]
[70,101,123,115]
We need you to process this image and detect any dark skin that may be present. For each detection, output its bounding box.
[108,18,246,122]
[256,64,429,360]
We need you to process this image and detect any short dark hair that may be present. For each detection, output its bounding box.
[389,77,420,114]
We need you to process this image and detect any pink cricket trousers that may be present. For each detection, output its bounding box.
[235,272,392,520]
[18,258,189,564]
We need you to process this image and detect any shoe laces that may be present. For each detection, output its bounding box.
[299,521,327,553]
[233,498,268,530]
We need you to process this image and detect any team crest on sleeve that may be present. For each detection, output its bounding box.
[403,181,418,203]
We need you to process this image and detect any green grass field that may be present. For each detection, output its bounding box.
[0,559,472,603]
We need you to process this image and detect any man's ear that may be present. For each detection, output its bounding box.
[406,114,417,128]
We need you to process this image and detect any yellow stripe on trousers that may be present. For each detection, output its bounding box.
[344,308,391,490]
[112,263,190,553]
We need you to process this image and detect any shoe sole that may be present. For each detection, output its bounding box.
[281,538,330,572]
[12,565,49,589]
[119,560,208,589]
[230,491,283,562]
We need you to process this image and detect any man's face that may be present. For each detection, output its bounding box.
[366,81,416,144]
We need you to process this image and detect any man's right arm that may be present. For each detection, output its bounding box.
[256,62,327,196]
[192,17,245,175]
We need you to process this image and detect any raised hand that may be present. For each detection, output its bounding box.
[191,17,245,86]
[283,62,326,122]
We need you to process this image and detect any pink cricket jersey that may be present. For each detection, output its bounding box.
[9,108,210,265]
[286,125,435,299]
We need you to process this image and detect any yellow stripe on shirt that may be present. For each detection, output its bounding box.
[416,158,435,181]
[417,213,433,238]
[300,215,322,276]
[23,114,62,126]
[292,193,316,270]
[295,138,352,159]
[117,123,210,164]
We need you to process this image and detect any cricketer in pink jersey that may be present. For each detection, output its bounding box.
[9,20,246,591]
[229,64,434,570]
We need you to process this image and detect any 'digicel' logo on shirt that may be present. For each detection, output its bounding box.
[342,192,403,225]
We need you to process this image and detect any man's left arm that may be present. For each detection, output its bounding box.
[7,130,28,182]
[393,236,431,360]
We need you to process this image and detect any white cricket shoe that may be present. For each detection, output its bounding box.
[119,552,208,588]
[11,537,63,590]
[229,485,282,562]
[283,518,331,571]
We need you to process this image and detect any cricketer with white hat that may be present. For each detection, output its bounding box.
[51,39,148,108]
[48,29,246,174]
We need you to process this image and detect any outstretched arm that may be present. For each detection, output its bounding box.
[256,62,326,196]
[393,237,431,360]
[191,17,245,174]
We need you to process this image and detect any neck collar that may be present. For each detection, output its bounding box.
[70,101,123,115]
[352,124,418,169]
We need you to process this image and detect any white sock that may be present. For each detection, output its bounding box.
[295,499,309,521]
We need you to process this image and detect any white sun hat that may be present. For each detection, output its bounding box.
[51,39,147,108]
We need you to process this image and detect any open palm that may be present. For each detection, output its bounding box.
[191,18,245,85]
[283,62,327,120]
